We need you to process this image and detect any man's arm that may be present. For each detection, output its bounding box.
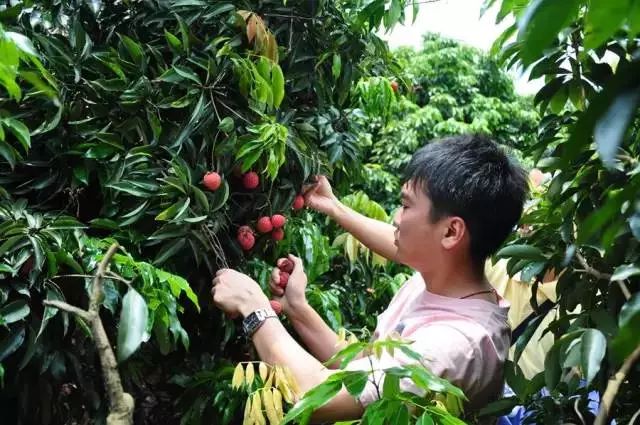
[271,256,351,366]
[287,302,350,366]
[305,176,399,263]
[252,318,364,422]
[331,201,399,263]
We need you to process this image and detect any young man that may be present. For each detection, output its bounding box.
[211,135,529,420]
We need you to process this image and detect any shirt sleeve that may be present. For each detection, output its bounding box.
[345,324,480,407]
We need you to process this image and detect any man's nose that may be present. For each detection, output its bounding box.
[392,209,401,228]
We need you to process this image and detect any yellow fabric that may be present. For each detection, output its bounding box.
[485,259,557,379]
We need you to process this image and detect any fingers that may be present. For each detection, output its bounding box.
[270,267,285,296]
[288,254,304,274]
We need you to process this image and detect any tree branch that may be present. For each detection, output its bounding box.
[85,243,134,425]
[42,300,91,322]
[46,242,134,424]
[594,343,640,425]
[575,252,631,299]
[575,252,612,280]
[89,243,120,315]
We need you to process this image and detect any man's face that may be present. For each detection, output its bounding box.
[393,181,443,269]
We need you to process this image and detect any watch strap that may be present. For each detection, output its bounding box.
[242,307,277,337]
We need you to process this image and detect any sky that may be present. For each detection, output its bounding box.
[377,0,544,95]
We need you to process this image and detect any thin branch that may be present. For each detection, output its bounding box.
[575,252,631,299]
[575,252,612,280]
[217,99,253,125]
[43,300,91,322]
[89,243,120,315]
[51,273,131,285]
[594,343,640,425]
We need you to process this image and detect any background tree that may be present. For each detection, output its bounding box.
[479,0,640,423]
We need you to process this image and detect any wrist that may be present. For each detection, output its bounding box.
[328,198,345,221]
[239,296,271,318]
[286,301,311,322]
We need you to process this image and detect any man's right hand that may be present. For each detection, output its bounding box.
[270,254,308,318]
[303,175,340,218]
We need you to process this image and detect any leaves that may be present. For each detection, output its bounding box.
[496,244,547,261]
[580,329,606,385]
[584,0,631,49]
[117,288,149,362]
[517,0,581,65]
[0,300,30,324]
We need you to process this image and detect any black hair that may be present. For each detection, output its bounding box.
[403,134,528,271]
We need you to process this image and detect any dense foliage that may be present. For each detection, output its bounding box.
[3,0,638,424]
[0,0,409,422]
[480,0,640,423]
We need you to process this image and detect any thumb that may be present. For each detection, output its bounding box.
[288,254,304,278]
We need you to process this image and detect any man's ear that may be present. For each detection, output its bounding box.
[441,216,467,250]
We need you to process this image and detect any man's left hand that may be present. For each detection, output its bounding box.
[211,269,270,318]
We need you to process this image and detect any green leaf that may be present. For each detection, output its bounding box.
[154,238,187,265]
[0,235,24,257]
[2,118,30,152]
[37,287,63,340]
[611,293,640,364]
[584,0,631,49]
[630,0,640,35]
[282,379,342,425]
[496,244,547,260]
[271,64,285,108]
[0,326,25,362]
[513,314,546,365]
[332,54,342,80]
[119,34,145,65]
[164,29,182,51]
[478,397,519,418]
[580,329,606,385]
[0,300,30,324]
[218,117,234,133]
[72,165,88,186]
[595,87,640,167]
[415,412,435,425]
[176,14,191,53]
[5,31,38,56]
[155,198,189,221]
[517,0,581,65]
[0,141,17,169]
[611,264,640,281]
[172,65,201,85]
[342,371,368,397]
[382,372,399,398]
[324,341,367,368]
[117,288,149,362]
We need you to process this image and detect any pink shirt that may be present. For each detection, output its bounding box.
[346,272,510,409]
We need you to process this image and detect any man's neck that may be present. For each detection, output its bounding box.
[418,261,488,298]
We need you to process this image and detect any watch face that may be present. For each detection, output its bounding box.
[242,308,276,337]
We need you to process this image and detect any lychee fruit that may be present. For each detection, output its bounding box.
[270,300,283,315]
[277,258,294,274]
[256,216,273,233]
[278,271,290,289]
[270,214,286,228]
[391,81,399,92]
[292,195,305,210]
[203,172,222,191]
[243,172,260,189]
[237,226,255,250]
[272,228,284,241]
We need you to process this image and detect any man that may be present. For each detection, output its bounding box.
[211,135,529,420]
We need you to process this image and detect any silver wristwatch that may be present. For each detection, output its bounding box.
[242,307,277,337]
